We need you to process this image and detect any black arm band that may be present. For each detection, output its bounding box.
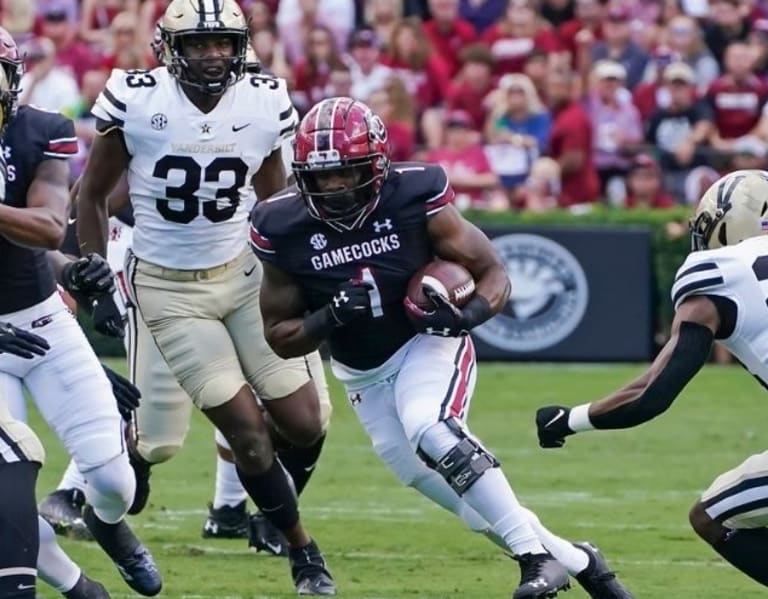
[460,296,493,330]
[591,321,714,429]
[303,307,336,341]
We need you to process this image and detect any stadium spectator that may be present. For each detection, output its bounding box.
[348,27,392,101]
[367,77,417,161]
[422,0,477,78]
[382,18,451,114]
[458,0,507,33]
[2,0,35,39]
[484,73,551,192]
[623,153,676,208]
[38,1,100,85]
[539,0,575,28]
[18,36,79,113]
[545,67,599,207]
[516,156,562,211]
[706,41,768,150]
[138,0,170,49]
[557,0,605,67]
[590,6,649,90]
[441,43,496,134]
[79,0,138,48]
[748,18,768,77]
[364,0,404,53]
[481,0,562,76]
[290,24,348,114]
[585,60,643,193]
[522,47,549,98]
[251,26,292,81]
[325,62,354,98]
[633,46,677,122]
[423,109,505,210]
[662,15,720,93]
[276,0,355,65]
[646,61,713,203]
[34,0,78,29]
[99,11,150,72]
[247,0,274,34]
[704,0,751,68]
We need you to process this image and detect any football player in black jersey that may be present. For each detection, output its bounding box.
[0,26,161,597]
[536,170,768,589]
[250,97,634,599]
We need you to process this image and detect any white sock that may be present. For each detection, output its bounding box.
[213,454,247,509]
[57,459,86,492]
[419,422,545,556]
[522,507,589,574]
[37,517,81,592]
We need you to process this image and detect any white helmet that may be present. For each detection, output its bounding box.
[160,0,248,95]
[690,169,768,250]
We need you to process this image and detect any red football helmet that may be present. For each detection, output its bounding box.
[293,97,390,230]
[0,27,22,130]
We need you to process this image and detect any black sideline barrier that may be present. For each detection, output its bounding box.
[472,226,654,362]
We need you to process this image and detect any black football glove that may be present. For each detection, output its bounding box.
[102,363,140,421]
[536,405,575,448]
[92,294,125,339]
[404,286,468,337]
[327,280,373,326]
[62,253,116,297]
[0,322,50,359]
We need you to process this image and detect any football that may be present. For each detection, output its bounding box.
[406,260,476,310]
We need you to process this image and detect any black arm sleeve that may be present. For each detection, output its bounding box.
[591,322,714,429]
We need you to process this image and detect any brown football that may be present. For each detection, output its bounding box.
[406,260,476,310]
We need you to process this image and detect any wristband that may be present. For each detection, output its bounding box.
[303,306,336,341]
[459,295,492,330]
[568,404,595,432]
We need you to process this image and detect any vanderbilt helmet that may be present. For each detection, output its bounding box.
[293,97,390,230]
[0,27,23,132]
[690,169,768,250]
[160,0,248,95]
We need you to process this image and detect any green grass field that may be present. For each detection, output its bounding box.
[29,360,767,599]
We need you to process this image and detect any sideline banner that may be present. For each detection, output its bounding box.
[472,226,654,362]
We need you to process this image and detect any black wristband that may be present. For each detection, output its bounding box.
[303,306,337,341]
[460,295,492,330]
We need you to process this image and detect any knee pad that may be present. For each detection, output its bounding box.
[137,441,181,465]
[417,418,499,496]
[82,454,136,524]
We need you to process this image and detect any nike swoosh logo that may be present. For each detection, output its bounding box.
[265,541,283,554]
[232,123,251,132]
[17,584,35,590]
[68,217,76,225]
[244,265,256,277]
[544,409,566,428]
[303,463,316,472]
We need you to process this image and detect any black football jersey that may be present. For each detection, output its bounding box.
[251,162,454,370]
[0,106,77,314]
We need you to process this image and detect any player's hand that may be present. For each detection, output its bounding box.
[0,322,50,359]
[92,294,125,339]
[536,405,575,448]
[404,287,468,337]
[327,280,373,326]
[62,253,116,297]
[102,363,140,421]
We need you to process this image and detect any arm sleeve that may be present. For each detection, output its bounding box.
[91,70,128,132]
[43,115,78,160]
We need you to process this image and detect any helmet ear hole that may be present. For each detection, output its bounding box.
[718,222,728,247]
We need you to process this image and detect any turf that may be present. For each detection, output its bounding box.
[31,360,767,598]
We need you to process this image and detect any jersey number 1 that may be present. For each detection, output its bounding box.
[360,267,384,318]
[153,155,248,224]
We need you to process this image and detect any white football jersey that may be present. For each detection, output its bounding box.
[91,68,298,269]
[672,236,768,385]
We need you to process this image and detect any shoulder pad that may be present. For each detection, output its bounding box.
[91,68,161,131]
[249,186,302,257]
[243,74,298,142]
[671,250,729,309]
[390,162,454,216]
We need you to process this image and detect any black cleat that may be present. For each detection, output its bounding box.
[513,552,570,599]
[288,539,337,596]
[127,448,152,515]
[63,573,111,598]
[201,500,249,539]
[39,488,94,541]
[83,505,162,597]
[248,511,288,556]
[574,542,635,599]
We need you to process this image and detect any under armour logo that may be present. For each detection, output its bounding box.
[310,232,327,250]
[349,392,362,405]
[333,291,349,308]
[2,145,10,160]
[373,219,392,232]
[426,327,451,336]
[529,579,548,589]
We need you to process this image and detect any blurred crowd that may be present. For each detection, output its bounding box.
[5,0,768,211]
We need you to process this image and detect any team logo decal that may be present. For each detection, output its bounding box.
[151,113,167,130]
[310,233,327,250]
[473,234,588,352]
